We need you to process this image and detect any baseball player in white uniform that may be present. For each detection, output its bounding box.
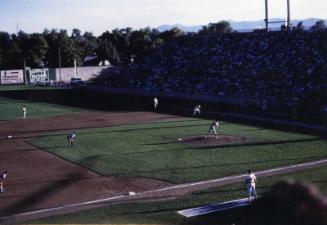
[22,105,27,119]
[0,171,8,193]
[245,170,257,202]
[153,97,159,109]
[206,120,219,138]
[67,132,76,147]
[193,104,201,116]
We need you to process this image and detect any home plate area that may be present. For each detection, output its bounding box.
[177,134,248,146]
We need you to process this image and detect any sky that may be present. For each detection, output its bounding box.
[0,0,326,35]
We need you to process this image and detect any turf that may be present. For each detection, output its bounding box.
[29,119,327,184]
[0,96,85,120]
[27,166,327,225]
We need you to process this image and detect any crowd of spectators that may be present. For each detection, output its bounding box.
[101,30,327,117]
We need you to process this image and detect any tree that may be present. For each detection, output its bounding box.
[0,32,12,69]
[296,21,304,31]
[199,20,233,34]
[96,33,121,65]
[159,27,183,42]
[71,28,98,65]
[280,24,287,32]
[310,20,326,32]
[27,33,48,67]
[44,29,79,67]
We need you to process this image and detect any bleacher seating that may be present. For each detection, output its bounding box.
[100,31,327,116]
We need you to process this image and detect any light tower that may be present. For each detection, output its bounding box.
[287,0,291,30]
[264,0,291,32]
[265,0,269,32]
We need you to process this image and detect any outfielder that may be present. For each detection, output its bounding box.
[206,120,219,138]
[0,171,8,193]
[245,170,257,203]
[153,97,159,109]
[67,132,76,147]
[22,105,27,119]
[193,104,201,116]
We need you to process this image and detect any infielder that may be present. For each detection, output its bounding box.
[22,105,27,119]
[206,120,219,138]
[153,97,159,109]
[193,104,201,116]
[0,171,8,193]
[67,132,76,147]
[245,170,257,202]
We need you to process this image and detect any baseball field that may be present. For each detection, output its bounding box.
[0,86,326,224]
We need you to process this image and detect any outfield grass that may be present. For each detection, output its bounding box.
[27,166,327,224]
[29,119,327,184]
[0,96,86,120]
[0,85,59,91]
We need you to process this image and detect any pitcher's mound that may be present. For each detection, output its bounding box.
[177,134,248,147]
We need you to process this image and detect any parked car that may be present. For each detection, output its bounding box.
[70,77,85,87]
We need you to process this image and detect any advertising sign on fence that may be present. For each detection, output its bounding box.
[0,70,24,84]
[28,68,49,83]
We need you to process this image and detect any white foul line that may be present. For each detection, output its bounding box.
[1,158,327,221]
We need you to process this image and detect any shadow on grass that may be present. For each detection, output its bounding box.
[0,153,106,218]
[107,155,326,176]
[1,171,86,216]
[196,137,324,150]
[100,137,325,156]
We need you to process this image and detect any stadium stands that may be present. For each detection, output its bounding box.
[98,31,327,120]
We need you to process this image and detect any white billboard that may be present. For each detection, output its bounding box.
[28,68,49,83]
[0,70,24,84]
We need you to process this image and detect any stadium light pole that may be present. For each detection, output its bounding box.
[265,0,269,31]
[287,0,291,30]
[58,47,62,81]
[74,58,77,78]
[23,58,27,85]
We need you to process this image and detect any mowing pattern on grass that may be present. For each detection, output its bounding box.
[178,134,248,146]
[30,119,327,184]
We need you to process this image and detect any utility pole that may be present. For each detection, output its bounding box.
[74,58,77,78]
[287,0,291,31]
[23,58,27,85]
[58,47,62,81]
[265,0,269,31]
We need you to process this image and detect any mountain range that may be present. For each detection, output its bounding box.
[157,18,327,32]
